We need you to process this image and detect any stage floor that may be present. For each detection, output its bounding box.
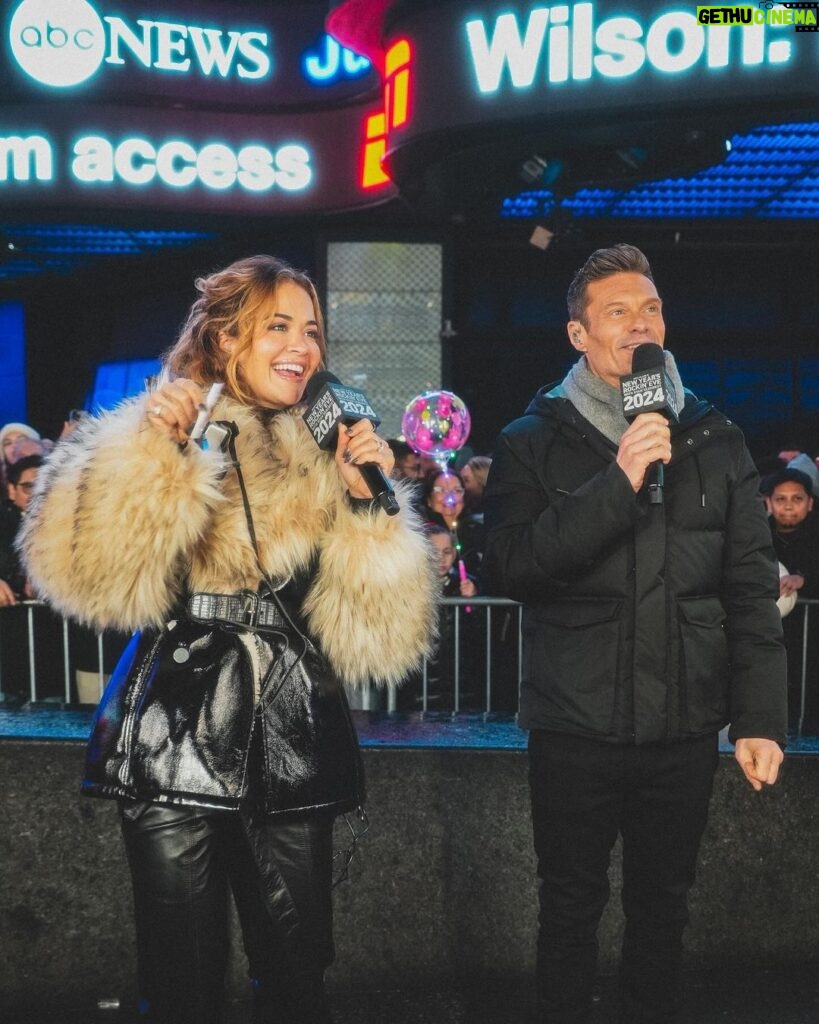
[8,963,819,1023]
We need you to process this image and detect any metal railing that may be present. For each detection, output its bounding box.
[796,598,818,737]
[4,597,813,729]
[0,600,110,705]
[350,596,523,714]
[0,597,524,713]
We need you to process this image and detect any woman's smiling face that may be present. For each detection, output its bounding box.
[233,280,323,408]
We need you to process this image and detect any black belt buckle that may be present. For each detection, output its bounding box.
[237,589,260,628]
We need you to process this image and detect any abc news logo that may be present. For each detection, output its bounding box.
[9,0,271,89]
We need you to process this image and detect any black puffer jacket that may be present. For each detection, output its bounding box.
[482,383,787,745]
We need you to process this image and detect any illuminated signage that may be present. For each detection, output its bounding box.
[374,0,818,180]
[0,102,396,214]
[0,2,390,215]
[464,3,798,94]
[0,0,378,106]
[360,38,412,189]
[0,131,310,193]
[8,0,271,88]
[303,33,371,83]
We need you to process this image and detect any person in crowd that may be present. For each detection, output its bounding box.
[398,523,478,711]
[1,454,43,604]
[460,454,492,516]
[760,466,819,732]
[481,243,786,1024]
[18,254,438,1024]
[0,422,41,488]
[387,439,425,481]
[426,522,478,600]
[0,454,60,704]
[778,449,819,498]
[421,466,485,577]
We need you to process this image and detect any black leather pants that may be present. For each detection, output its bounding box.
[119,801,335,1024]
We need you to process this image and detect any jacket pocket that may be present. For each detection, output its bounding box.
[524,598,622,734]
[677,596,729,732]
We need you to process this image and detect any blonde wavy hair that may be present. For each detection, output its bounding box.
[163,255,326,405]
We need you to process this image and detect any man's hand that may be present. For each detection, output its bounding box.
[734,738,783,792]
[616,413,672,493]
[0,578,17,607]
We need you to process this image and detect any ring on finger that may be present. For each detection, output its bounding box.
[151,404,164,417]
[376,438,384,453]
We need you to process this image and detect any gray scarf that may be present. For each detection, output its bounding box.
[561,351,685,445]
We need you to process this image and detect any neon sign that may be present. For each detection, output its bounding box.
[8,0,271,88]
[360,38,412,189]
[303,33,370,83]
[0,131,311,194]
[464,3,795,93]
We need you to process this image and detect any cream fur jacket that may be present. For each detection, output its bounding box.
[18,393,438,688]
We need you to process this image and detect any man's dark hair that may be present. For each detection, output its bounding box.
[7,454,43,485]
[387,439,415,461]
[567,243,654,327]
[759,467,814,497]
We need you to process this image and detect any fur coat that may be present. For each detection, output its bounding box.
[18,393,438,688]
[18,393,439,813]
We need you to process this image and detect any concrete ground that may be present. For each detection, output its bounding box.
[8,964,819,1024]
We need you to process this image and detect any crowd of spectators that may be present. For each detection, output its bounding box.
[758,447,819,734]
[6,410,819,728]
[0,416,126,705]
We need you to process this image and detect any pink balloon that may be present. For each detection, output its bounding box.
[402,390,471,467]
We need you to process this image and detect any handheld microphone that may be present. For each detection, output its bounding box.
[302,371,399,516]
[190,383,224,444]
[619,343,679,505]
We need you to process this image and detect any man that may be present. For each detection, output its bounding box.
[482,244,786,1024]
[761,466,819,731]
[763,467,818,591]
[386,439,426,481]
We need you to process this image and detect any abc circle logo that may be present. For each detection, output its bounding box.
[10,0,106,88]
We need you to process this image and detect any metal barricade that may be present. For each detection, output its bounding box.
[4,597,816,726]
[2,596,524,713]
[344,596,523,714]
[0,600,108,705]
[796,598,818,737]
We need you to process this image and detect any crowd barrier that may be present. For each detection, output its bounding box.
[794,599,818,736]
[0,597,524,713]
[2,598,816,728]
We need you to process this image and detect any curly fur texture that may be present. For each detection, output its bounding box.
[18,395,438,687]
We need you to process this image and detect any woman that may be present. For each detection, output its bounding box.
[0,421,42,489]
[421,467,485,577]
[19,255,438,1024]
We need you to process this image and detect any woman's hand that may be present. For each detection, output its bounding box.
[780,573,804,598]
[146,379,205,445]
[460,578,477,598]
[334,422,394,499]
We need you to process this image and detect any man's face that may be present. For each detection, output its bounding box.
[8,467,38,512]
[769,481,813,532]
[568,272,666,388]
[396,453,424,480]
